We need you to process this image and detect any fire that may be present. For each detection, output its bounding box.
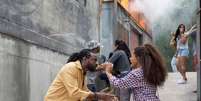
[120,0,148,31]
[120,0,129,10]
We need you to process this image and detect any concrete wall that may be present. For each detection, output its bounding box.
[0,0,99,101]
[0,0,99,54]
[0,33,67,101]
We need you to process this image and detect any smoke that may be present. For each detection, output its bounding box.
[130,0,198,36]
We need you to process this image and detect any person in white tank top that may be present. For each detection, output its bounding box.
[174,24,196,84]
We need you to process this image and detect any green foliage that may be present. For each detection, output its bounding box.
[154,33,174,72]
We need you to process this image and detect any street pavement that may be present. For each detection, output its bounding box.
[159,72,197,101]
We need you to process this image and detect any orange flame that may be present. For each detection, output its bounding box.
[120,0,148,32]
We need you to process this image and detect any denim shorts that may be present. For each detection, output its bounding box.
[178,49,189,57]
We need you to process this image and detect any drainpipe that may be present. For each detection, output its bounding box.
[98,0,101,43]
[113,0,117,41]
[127,20,131,49]
[128,22,131,49]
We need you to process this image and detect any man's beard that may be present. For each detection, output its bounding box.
[87,64,97,72]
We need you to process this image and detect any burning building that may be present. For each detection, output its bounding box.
[99,0,152,56]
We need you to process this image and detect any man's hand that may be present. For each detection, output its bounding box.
[96,65,105,71]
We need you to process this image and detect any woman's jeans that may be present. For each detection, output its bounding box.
[114,87,131,101]
[115,71,131,101]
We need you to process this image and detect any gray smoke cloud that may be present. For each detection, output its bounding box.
[130,0,199,37]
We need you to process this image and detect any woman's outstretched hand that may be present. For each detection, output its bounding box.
[101,62,113,73]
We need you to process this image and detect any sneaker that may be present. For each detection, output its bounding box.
[177,79,187,84]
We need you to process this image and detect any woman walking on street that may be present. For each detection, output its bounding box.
[175,24,196,84]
